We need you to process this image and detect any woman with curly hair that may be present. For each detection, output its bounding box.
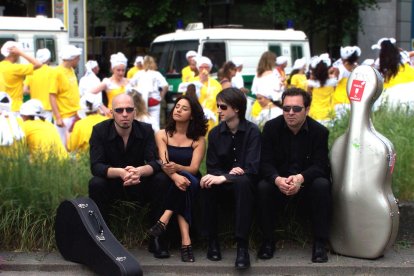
[218,61,237,89]
[148,95,208,263]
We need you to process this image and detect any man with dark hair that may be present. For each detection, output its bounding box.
[257,87,331,263]
[200,88,261,269]
[89,93,170,259]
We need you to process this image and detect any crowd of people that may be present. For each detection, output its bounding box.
[1,36,413,269]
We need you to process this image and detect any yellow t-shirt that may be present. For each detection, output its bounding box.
[194,76,222,131]
[0,60,34,112]
[384,63,414,89]
[21,119,68,159]
[103,77,127,109]
[309,85,335,121]
[181,66,195,82]
[290,74,308,91]
[24,64,54,110]
[332,77,350,107]
[127,66,140,79]
[0,114,25,158]
[49,65,80,118]
[68,114,108,153]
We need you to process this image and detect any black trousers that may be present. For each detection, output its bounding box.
[257,177,331,242]
[201,175,255,241]
[88,171,170,225]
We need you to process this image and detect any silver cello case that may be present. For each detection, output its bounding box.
[330,65,399,259]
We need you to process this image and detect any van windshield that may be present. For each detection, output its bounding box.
[150,40,199,76]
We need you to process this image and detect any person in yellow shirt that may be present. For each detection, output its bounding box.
[20,99,68,160]
[49,44,82,147]
[193,56,222,132]
[24,48,54,122]
[90,52,129,114]
[288,57,308,91]
[0,41,42,113]
[0,92,25,158]
[68,93,107,153]
[181,50,198,83]
[127,56,143,79]
[308,53,337,126]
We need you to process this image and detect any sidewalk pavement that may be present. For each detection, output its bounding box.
[1,242,414,276]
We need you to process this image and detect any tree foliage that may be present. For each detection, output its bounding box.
[88,0,202,46]
[260,0,378,56]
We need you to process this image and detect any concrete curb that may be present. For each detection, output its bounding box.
[1,202,413,275]
[2,245,414,275]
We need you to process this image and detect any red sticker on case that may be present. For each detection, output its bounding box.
[349,80,366,102]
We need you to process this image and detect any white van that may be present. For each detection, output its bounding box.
[0,16,69,67]
[150,23,311,94]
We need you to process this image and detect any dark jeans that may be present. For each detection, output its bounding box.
[88,172,170,226]
[257,177,331,242]
[201,175,255,242]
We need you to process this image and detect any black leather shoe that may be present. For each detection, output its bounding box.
[148,237,170,259]
[257,241,275,260]
[207,239,222,261]
[235,247,250,269]
[312,241,328,263]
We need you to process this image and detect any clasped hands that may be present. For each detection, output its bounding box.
[121,166,142,186]
[275,174,304,196]
[159,161,190,192]
[200,167,244,189]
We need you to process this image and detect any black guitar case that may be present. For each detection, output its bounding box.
[55,197,143,276]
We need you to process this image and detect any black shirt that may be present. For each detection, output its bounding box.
[89,119,160,178]
[260,115,330,184]
[206,119,261,182]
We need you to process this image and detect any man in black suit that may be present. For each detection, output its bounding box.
[257,88,331,263]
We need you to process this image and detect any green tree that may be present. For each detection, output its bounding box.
[261,0,378,57]
[88,0,202,46]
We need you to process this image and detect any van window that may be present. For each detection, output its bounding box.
[202,42,226,74]
[35,37,57,63]
[291,45,303,62]
[268,45,282,57]
[150,40,199,75]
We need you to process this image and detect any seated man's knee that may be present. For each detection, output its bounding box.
[310,177,331,195]
[257,179,273,194]
[89,176,109,194]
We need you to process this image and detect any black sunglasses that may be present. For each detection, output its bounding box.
[282,106,305,113]
[113,107,135,114]
[217,104,228,110]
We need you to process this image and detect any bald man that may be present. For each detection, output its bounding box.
[88,93,170,258]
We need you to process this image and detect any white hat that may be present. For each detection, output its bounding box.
[1,41,20,57]
[36,48,51,63]
[340,46,361,59]
[0,92,11,112]
[292,57,306,70]
[110,52,128,69]
[20,99,44,117]
[361,59,375,66]
[60,45,82,60]
[232,57,243,67]
[310,53,331,68]
[371,37,396,50]
[186,50,198,59]
[134,56,144,65]
[85,60,98,72]
[78,93,101,118]
[276,56,289,65]
[196,56,212,69]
